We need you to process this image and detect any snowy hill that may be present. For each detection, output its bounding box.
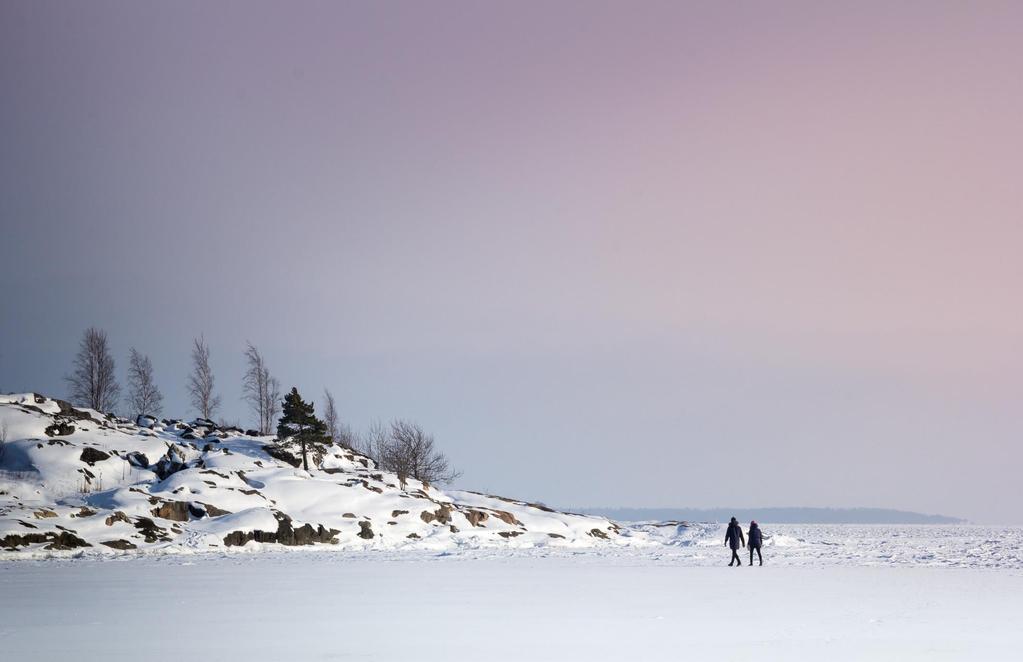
[0,393,628,557]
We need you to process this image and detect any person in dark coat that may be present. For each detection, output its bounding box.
[724,517,745,567]
[747,521,763,566]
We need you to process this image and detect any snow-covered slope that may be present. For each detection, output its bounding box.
[0,393,625,557]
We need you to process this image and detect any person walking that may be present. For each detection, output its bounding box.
[747,520,763,566]
[724,516,745,567]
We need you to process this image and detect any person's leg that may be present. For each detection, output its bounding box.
[755,546,763,565]
[749,547,754,565]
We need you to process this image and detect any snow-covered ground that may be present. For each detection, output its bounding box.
[2,548,1021,661]
[4,394,1021,659]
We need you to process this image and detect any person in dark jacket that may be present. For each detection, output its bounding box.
[724,517,745,567]
[747,521,763,566]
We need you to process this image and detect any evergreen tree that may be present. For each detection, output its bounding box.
[276,387,326,471]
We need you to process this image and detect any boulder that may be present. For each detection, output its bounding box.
[151,500,192,522]
[136,415,157,429]
[45,421,76,437]
[79,447,111,465]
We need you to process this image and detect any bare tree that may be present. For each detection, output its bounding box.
[65,327,121,412]
[126,348,163,419]
[187,335,221,420]
[378,419,461,485]
[335,422,358,450]
[323,388,339,443]
[242,342,281,435]
[360,419,388,464]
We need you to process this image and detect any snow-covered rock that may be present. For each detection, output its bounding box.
[0,393,633,557]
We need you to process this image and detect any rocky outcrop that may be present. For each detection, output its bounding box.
[223,512,339,547]
[1,530,91,551]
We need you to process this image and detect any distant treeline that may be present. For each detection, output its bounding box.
[575,507,966,525]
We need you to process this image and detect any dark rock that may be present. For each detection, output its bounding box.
[1,530,91,551]
[244,429,260,437]
[198,502,232,517]
[391,510,409,518]
[100,539,137,550]
[136,415,157,429]
[420,504,453,525]
[498,531,523,538]
[547,533,566,539]
[358,521,374,539]
[222,511,339,547]
[342,512,357,518]
[45,421,76,437]
[263,444,301,468]
[150,500,192,522]
[105,511,131,526]
[73,507,97,518]
[492,510,522,526]
[463,509,489,527]
[588,528,609,540]
[79,447,111,465]
[406,533,420,539]
[126,451,150,468]
[152,446,188,480]
[133,517,170,543]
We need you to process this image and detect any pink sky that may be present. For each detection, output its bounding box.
[2,1,1021,520]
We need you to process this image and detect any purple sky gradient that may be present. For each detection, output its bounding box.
[2,1,1021,521]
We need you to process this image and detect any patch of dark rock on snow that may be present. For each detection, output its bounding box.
[197,502,232,517]
[263,444,301,468]
[125,451,150,468]
[391,510,409,518]
[463,509,489,527]
[105,511,131,526]
[420,504,453,525]
[358,521,374,539]
[100,539,137,550]
[79,447,111,465]
[133,517,171,543]
[44,421,76,436]
[223,512,339,547]
[498,531,523,538]
[1,530,91,551]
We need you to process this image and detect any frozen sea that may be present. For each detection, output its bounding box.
[2,524,1021,661]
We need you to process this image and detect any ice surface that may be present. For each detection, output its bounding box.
[2,551,1021,661]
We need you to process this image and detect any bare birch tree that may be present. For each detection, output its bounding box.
[187,335,221,420]
[66,327,120,412]
[242,342,280,435]
[323,388,339,442]
[378,419,461,485]
[126,348,163,419]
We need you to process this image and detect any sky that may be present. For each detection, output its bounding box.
[2,1,1021,523]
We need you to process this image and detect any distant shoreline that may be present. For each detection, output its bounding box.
[573,507,966,525]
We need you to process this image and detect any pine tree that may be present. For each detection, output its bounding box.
[276,387,326,471]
